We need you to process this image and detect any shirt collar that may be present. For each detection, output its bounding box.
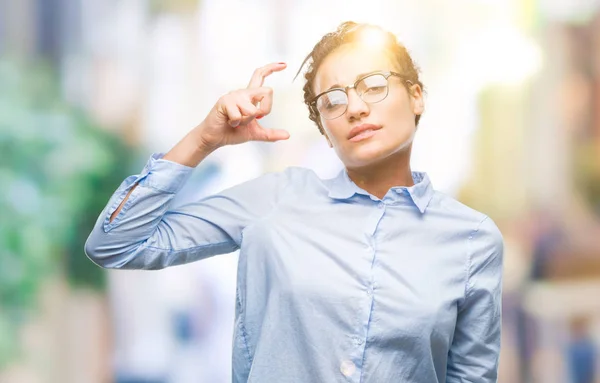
[326,169,435,214]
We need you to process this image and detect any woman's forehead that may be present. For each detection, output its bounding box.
[314,44,396,93]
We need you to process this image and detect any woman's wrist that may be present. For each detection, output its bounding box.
[163,125,218,168]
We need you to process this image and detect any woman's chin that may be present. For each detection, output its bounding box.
[344,148,393,168]
[342,141,412,168]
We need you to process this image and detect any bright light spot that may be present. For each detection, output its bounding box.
[356,26,388,48]
[457,24,544,88]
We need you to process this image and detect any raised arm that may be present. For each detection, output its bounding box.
[85,62,290,270]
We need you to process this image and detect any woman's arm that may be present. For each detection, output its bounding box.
[446,216,504,383]
[85,153,288,270]
[85,62,290,270]
[109,125,216,224]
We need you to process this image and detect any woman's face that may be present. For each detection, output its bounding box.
[313,44,424,169]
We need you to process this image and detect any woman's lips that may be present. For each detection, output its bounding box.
[349,129,378,142]
[348,124,382,142]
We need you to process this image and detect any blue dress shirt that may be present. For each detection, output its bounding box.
[85,153,504,383]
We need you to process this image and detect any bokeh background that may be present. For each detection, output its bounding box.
[2,0,600,382]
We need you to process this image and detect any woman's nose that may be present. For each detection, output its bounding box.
[345,89,370,120]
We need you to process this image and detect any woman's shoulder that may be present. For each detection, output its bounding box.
[253,166,339,200]
[430,190,496,229]
[272,166,332,184]
[239,166,326,194]
[430,190,503,250]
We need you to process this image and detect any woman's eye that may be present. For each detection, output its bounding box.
[365,86,386,94]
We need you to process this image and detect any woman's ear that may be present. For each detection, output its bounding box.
[410,84,424,116]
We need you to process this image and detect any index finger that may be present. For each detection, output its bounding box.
[247,62,287,89]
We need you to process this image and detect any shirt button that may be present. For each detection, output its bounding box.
[354,337,364,345]
[366,288,373,296]
[340,360,356,377]
[378,202,384,209]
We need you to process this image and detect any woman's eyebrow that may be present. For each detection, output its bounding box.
[325,70,383,91]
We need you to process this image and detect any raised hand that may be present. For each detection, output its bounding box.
[198,62,290,149]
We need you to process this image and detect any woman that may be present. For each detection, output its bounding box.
[86,21,504,383]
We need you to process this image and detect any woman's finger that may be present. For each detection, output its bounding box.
[224,102,243,127]
[244,87,274,116]
[254,125,291,142]
[247,62,286,89]
[237,98,260,117]
[246,120,290,142]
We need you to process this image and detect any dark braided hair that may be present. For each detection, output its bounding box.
[294,21,424,135]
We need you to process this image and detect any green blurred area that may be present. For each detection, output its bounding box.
[0,58,135,368]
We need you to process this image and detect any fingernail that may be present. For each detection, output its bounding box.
[256,115,264,119]
[278,62,286,65]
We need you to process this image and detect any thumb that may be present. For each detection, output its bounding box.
[255,128,290,142]
[247,119,290,142]
[253,127,290,142]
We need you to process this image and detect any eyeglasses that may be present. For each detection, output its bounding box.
[310,71,413,120]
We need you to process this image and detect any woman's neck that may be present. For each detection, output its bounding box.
[346,149,414,200]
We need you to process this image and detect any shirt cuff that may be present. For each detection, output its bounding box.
[136,153,194,193]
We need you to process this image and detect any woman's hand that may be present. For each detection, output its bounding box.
[197,62,290,150]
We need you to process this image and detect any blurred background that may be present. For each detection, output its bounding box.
[1,0,600,382]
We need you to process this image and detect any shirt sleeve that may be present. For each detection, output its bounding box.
[446,216,504,383]
[84,153,288,270]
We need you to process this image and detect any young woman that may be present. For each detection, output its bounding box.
[86,21,504,383]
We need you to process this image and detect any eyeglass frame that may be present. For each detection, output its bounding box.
[309,71,414,120]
